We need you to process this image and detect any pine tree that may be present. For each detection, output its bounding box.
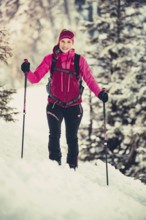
[78,0,146,184]
[0,85,17,121]
[0,28,18,122]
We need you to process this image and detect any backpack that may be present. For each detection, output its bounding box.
[46,53,84,107]
[51,53,80,79]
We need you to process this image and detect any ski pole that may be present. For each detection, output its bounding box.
[21,59,28,159]
[103,88,109,186]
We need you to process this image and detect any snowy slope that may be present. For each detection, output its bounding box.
[0,85,146,220]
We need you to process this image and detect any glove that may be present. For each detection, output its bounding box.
[21,59,30,73]
[98,90,108,103]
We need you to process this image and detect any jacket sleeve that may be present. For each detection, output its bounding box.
[79,55,101,96]
[27,54,52,83]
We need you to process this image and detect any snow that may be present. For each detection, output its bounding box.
[0,85,146,220]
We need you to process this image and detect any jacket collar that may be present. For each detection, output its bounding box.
[53,44,75,61]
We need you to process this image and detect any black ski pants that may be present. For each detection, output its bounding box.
[46,103,83,166]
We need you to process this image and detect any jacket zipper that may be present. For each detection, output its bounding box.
[61,72,63,92]
[64,53,69,101]
[67,75,70,92]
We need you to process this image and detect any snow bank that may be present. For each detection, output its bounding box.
[0,85,146,220]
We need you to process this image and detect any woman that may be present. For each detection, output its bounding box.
[21,29,108,169]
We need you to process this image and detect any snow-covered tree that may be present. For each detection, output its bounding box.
[0,0,79,87]
[78,0,146,184]
[0,28,12,64]
[0,28,17,121]
[0,85,17,122]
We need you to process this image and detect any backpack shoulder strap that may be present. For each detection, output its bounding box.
[50,55,57,77]
[50,53,80,78]
[74,53,80,79]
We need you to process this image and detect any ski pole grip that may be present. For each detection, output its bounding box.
[23,59,29,75]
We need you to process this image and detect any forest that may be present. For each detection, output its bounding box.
[0,0,146,183]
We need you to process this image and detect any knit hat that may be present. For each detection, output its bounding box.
[58,29,74,43]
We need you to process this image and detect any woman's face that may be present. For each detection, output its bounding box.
[59,38,73,53]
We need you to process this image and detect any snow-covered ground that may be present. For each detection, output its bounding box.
[0,85,146,220]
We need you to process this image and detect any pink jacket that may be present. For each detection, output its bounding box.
[27,48,101,106]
